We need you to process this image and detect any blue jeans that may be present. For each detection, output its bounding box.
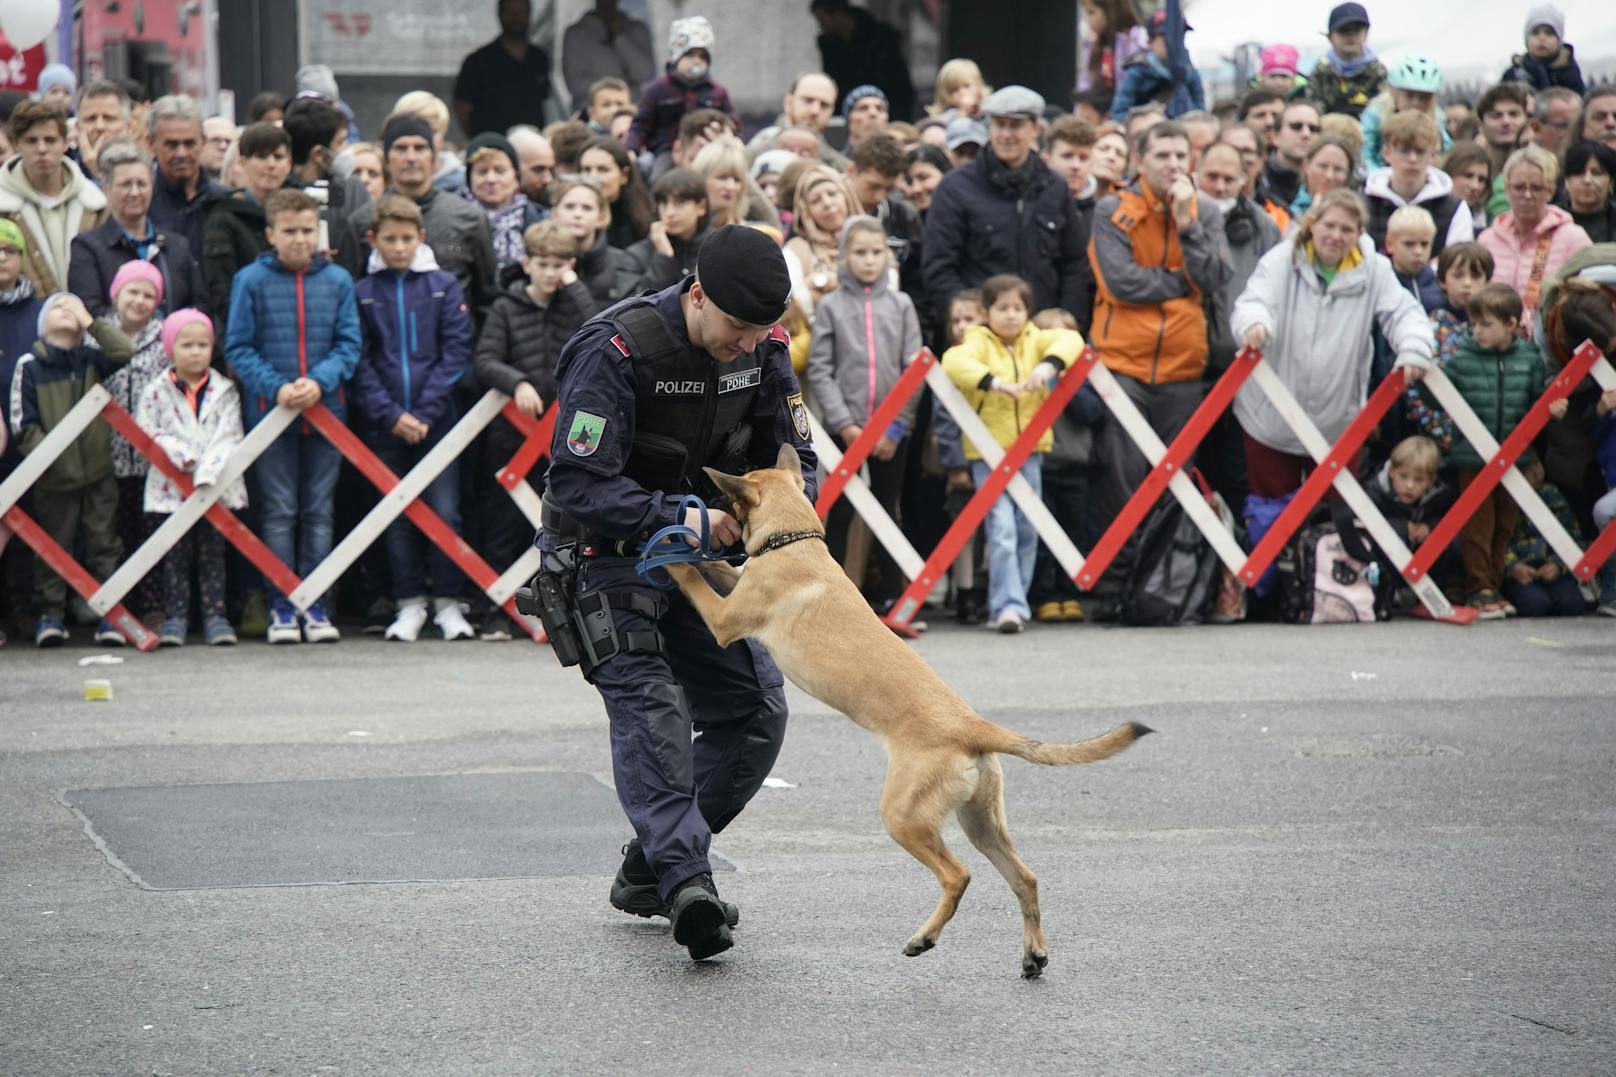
[373,434,463,601]
[252,429,341,600]
[971,456,1042,620]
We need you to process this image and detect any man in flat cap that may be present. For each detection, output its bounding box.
[537,224,816,964]
[922,84,1092,333]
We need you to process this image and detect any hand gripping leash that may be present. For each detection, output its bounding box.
[635,495,741,589]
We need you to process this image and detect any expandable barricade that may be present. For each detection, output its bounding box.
[0,387,558,647]
[5,341,1611,649]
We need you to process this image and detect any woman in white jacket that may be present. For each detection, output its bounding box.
[1231,189,1434,498]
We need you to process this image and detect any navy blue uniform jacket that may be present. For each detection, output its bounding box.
[546,278,819,543]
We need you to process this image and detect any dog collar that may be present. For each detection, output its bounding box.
[752,529,825,556]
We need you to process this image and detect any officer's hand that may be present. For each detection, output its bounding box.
[685,506,742,548]
[514,381,545,417]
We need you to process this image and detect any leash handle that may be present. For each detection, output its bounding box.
[636,495,720,589]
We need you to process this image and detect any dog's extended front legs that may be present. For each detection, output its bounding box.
[665,562,757,647]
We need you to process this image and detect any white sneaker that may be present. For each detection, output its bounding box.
[433,599,475,641]
[385,599,430,642]
[990,610,1025,634]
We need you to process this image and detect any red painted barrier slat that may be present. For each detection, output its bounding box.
[814,349,935,519]
[99,400,303,598]
[1405,342,1601,582]
[886,349,1099,626]
[2,505,157,650]
[1236,369,1408,587]
[1077,350,1260,589]
[302,404,543,641]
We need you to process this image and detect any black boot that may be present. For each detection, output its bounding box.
[668,874,733,961]
[609,840,739,926]
[955,586,986,625]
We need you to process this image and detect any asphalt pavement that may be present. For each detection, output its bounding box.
[2,616,1613,1075]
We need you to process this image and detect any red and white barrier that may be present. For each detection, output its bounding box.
[868,339,1616,630]
[7,336,1612,649]
[0,386,557,647]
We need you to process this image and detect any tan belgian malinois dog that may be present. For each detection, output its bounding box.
[663,444,1151,978]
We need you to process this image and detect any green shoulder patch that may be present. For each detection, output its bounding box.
[566,410,607,457]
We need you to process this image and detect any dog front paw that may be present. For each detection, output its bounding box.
[1021,949,1048,979]
[902,935,936,957]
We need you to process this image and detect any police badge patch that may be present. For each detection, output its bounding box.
[787,393,810,441]
[567,410,607,456]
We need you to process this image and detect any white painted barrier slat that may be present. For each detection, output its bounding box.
[0,385,112,517]
[1084,363,1246,574]
[923,364,1088,578]
[90,406,298,614]
[1246,362,1456,620]
[1421,367,1586,573]
[288,390,506,609]
[807,411,926,581]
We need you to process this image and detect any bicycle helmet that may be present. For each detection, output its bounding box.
[1388,55,1443,93]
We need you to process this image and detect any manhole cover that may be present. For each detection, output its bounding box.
[63,771,731,890]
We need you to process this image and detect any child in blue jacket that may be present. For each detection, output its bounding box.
[350,195,474,642]
[225,188,361,644]
[1108,2,1204,123]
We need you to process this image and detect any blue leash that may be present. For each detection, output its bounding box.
[636,495,739,589]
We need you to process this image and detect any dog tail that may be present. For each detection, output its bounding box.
[985,721,1153,767]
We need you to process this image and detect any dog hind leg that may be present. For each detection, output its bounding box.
[956,754,1048,978]
[881,765,971,957]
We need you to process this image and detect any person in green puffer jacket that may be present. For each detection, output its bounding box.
[1428,281,1565,619]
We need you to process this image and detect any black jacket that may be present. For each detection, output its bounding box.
[921,150,1088,323]
[577,231,644,309]
[67,218,208,319]
[1256,157,1302,211]
[624,228,709,293]
[474,279,596,457]
[878,193,926,306]
[146,166,228,264]
[202,192,270,323]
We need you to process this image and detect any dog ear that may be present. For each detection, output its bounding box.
[703,467,756,508]
[775,443,805,490]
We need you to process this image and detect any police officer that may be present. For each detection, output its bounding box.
[536,225,817,962]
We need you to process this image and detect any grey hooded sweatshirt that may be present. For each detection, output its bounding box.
[805,216,924,438]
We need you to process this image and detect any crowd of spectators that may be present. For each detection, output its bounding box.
[2,0,1616,648]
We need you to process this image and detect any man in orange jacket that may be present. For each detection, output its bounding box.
[1088,120,1232,549]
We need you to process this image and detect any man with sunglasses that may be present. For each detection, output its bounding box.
[1257,101,1320,211]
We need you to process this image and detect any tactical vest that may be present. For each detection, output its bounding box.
[600,296,765,498]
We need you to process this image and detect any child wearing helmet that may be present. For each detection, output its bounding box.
[1359,54,1453,172]
[1501,5,1585,94]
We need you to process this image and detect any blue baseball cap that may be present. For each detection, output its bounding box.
[1328,3,1370,31]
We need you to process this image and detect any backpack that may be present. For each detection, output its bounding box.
[1275,502,1391,624]
[1118,494,1221,627]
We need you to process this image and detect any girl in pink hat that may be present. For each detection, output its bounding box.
[135,309,245,645]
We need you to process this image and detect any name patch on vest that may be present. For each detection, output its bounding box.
[718,368,762,394]
[654,379,706,395]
